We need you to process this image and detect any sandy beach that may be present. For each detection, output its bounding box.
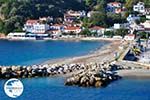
[43,38,122,65]
[1,37,150,78]
[42,38,150,78]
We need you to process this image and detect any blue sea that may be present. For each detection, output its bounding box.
[0,40,150,100]
[0,40,106,66]
[0,78,150,100]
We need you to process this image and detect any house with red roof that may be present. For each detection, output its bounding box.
[50,24,64,30]
[23,19,50,34]
[107,2,123,14]
[64,26,81,34]
[64,10,86,23]
[89,26,105,36]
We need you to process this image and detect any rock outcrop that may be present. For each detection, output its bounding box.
[65,68,121,87]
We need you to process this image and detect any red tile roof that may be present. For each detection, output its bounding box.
[127,34,135,36]
[65,26,81,30]
[90,26,105,30]
[109,2,121,5]
[26,20,38,24]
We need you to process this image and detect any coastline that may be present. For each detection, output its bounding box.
[0,37,150,79]
[43,38,121,65]
[42,38,150,79]
[0,36,121,41]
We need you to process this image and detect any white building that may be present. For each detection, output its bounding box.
[23,20,49,34]
[7,32,50,40]
[50,24,64,30]
[107,2,122,14]
[114,23,122,29]
[124,34,135,41]
[89,26,105,36]
[7,32,30,40]
[127,14,140,23]
[133,2,145,13]
[87,11,99,18]
[67,10,86,17]
[64,26,81,34]
[114,23,130,29]
[141,20,150,29]
[146,15,150,19]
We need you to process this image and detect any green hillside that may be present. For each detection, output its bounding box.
[0,0,85,33]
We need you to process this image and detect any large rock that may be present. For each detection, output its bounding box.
[95,81,102,87]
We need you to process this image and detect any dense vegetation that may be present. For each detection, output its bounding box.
[0,0,85,34]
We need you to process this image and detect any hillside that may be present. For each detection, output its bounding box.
[0,0,85,33]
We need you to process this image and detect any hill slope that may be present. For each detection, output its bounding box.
[0,0,85,33]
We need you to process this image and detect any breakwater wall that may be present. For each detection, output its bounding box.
[0,62,124,79]
[65,68,121,87]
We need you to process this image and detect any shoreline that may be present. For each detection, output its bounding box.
[0,36,121,41]
[0,37,150,79]
[43,38,121,65]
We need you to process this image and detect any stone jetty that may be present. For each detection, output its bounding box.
[0,62,124,79]
[65,63,122,87]
[0,64,85,79]
[0,62,125,88]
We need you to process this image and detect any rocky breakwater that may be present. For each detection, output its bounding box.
[0,64,86,79]
[65,63,122,88]
[0,62,124,80]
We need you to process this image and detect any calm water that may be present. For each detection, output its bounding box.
[0,40,106,66]
[0,78,150,100]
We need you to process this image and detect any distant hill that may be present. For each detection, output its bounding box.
[0,0,85,19]
[0,0,86,33]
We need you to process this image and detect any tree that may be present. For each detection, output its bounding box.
[84,0,93,6]
[104,31,114,37]
[82,17,91,28]
[138,32,148,39]
[80,28,92,36]
[115,29,128,37]
[140,16,146,23]
[144,0,150,7]
[8,7,17,17]
[3,15,23,34]
[135,19,140,25]
[106,13,126,27]
[125,0,139,10]
[90,12,107,27]
[0,19,4,33]
[95,0,106,13]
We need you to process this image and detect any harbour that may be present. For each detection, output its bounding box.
[0,39,150,100]
[0,0,150,99]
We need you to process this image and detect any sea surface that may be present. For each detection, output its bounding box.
[0,40,150,100]
[0,40,107,66]
[0,78,150,100]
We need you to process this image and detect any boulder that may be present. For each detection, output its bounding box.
[95,81,102,87]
